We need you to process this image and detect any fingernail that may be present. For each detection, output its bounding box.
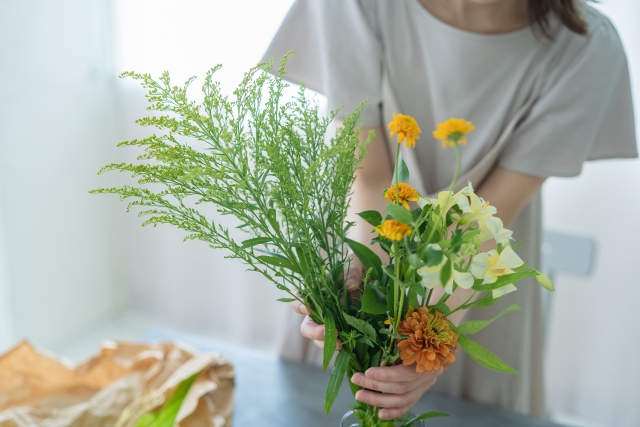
[355,391,363,401]
[364,368,375,379]
[351,373,361,385]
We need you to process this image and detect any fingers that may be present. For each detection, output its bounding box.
[290,299,310,315]
[351,369,430,394]
[299,316,342,350]
[364,364,423,382]
[352,365,442,420]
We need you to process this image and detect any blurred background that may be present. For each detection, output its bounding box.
[0,1,637,426]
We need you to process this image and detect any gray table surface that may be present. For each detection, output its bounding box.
[140,328,564,427]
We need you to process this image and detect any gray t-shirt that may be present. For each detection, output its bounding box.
[262,0,637,417]
[263,0,636,193]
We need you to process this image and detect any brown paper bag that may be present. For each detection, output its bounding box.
[0,340,234,427]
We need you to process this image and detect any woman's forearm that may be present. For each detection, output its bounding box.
[347,126,393,262]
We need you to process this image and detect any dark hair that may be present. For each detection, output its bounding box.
[528,0,588,38]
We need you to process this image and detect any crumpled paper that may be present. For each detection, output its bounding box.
[0,340,234,427]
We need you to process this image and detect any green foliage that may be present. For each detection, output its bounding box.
[457,335,518,375]
[323,311,337,371]
[343,313,378,343]
[94,56,371,318]
[357,210,383,226]
[360,285,388,314]
[400,412,449,427]
[345,238,383,280]
[457,304,521,335]
[391,153,410,184]
[325,350,351,414]
[134,372,198,427]
[385,203,414,225]
[472,267,540,292]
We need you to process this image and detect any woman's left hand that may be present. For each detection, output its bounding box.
[351,364,442,420]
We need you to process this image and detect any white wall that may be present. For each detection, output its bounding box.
[0,0,125,349]
[543,2,640,426]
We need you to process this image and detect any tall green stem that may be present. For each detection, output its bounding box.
[394,143,400,203]
[448,144,462,193]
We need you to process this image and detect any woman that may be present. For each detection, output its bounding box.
[262,0,637,420]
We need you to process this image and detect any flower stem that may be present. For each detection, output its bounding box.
[394,143,400,203]
[392,242,400,321]
[448,143,462,193]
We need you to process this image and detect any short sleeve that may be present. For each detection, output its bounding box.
[498,17,638,177]
[261,0,383,127]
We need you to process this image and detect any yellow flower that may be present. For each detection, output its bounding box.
[432,118,475,149]
[384,182,419,210]
[388,114,422,148]
[374,219,412,241]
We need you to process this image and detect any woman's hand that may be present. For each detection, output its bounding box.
[351,365,442,420]
[290,255,365,349]
[292,304,343,350]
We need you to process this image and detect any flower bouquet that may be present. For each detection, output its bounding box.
[93,56,554,426]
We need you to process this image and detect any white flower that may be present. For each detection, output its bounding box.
[418,189,468,214]
[478,216,513,245]
[471,246,524,297]
[417,244,474,294]
[459,182,496,222]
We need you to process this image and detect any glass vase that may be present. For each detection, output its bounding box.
[340,410,427,427]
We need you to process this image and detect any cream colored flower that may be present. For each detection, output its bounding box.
[459,182,497,223]
[478,216,513,245]
[471,247,524,297]
[417,245,474,294]
[418,189,468,214]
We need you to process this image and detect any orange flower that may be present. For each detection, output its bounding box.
[432,118,475,149]
[397,307,458,374]
[384,182,419,210]
[374,220,412,241]
[388,114,421,148]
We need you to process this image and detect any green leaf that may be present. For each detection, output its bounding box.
[257,255,300,274]
[385,203,414,225]
[409,282,426,298]
[343,313,377,343]
[536,274,555,291]
[357,335,375,347]
[345,238,382,280]
[360,286,388,314]
[357,210,383,227]
[134,372,199,427]
[450,229,463,252]
[468,292,504,308]
[276,298,296,303]
[422,245,443,267]
[472,268,539,292]
[511,239,529,251]
[323,311,337,371]
[457,334,518,375]
[457,304,521,335]
[295,246,309,276]
[439,258,452,287]
[430,301,451,315]
[391,153,410,185]
[325,350,350,414]
[241,236,272,248]
[401,412,449,427]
